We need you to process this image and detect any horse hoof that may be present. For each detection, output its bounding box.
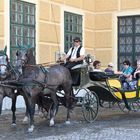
[22,116,28,124]
[28,125,34,133]
[65,121,71,125]
[11,123,16,127]
[49,120,54,127]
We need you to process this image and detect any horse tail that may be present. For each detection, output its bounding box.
[68,86,76,109]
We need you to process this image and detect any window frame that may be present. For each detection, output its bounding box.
[64,11,83,53]
[118,15,140,70]
[10,0,36,64]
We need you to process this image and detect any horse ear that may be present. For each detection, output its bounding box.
[27,48,34,56]
[4,46,7,55]
[29,47,34,52]
[31,47,35,56]
[27,48,31,56]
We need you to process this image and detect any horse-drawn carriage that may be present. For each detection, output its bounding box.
[0,47,99,132]
[0,47,140,133]
[88,72,140,111]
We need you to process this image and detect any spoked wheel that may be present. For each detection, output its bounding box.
[117,101,130,114]
[99,100,115,108]
[81,89,99,123]
[129,101,140,112]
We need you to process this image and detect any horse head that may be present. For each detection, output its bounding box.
[15,48,35,74]
[16,49,28,66]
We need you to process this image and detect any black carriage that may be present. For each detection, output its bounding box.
[88,71,140,114]
[56,63,100,123]
[1,47,140,132]
[68,63,140,123]
[0,47,100,132]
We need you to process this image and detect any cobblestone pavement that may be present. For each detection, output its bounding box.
[1,106,140,140]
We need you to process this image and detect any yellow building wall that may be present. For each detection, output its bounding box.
[0,0,4,12]
[37,0,116,67]
[93,0,140,68]
[2,0,140,67]
[94,0,119,68]
[38,1,61,63]
[30,0,140,66]
[65,0,83,9]
[38,0,96,64]
[0,0,4,49]
[121,0,140,10]
[95,0,118,12]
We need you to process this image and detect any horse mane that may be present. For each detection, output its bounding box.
[27,48,36,65]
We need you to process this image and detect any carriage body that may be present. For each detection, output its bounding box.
[2,46,140,132]
[54,63,99,123]
[68,63,140,122]
[57,63,135,122]
[87,71,140,113]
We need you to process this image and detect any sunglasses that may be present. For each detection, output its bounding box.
[74,40,79,43]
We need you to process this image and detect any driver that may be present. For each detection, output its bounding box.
[60,37,85,69]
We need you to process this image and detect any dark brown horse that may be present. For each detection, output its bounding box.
[16,48,75,132]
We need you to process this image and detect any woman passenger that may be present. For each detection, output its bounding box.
[93,60,102,72]
[128,60,140,90]
[118,60,134,90]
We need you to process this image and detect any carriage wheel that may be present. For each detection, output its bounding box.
[134,100,140,110]
[128,101,140,112]
[81,89,99,123]
[117,101,130,114]
[99,100,115,108]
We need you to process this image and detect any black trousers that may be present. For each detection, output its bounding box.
[64,61,83,70]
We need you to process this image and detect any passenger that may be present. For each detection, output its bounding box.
[117,60,134,90]
[93,60,102,72]
[133,60,140,79]
[59,37,85,70]
[90,60,108,81]
[104,62,114,74]
[128,60,140,90]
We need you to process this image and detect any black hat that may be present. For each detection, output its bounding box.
[73,37,81,42]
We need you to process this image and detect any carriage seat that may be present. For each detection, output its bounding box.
[89,71,119,82]
[70,63,87,86]
[71,63,88,70]
[89,71,108,81]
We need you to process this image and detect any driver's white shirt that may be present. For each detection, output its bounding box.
[67,45,85,59]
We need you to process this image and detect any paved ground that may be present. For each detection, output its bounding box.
[1,105,140,140]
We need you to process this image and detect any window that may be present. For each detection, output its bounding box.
[64,12,82,53]
[10,0,35,64]
[118,16,140,69]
